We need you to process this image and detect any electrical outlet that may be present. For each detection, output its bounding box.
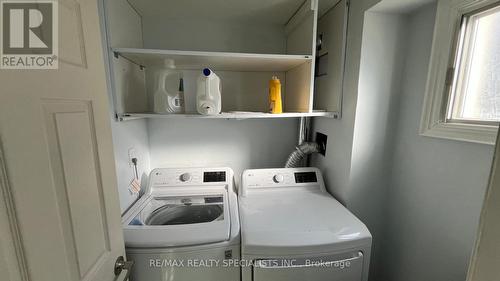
[128,147,137,167]
[315,132,327,156]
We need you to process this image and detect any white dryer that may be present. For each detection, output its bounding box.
[122,167,240,281]
[239,167,372,281]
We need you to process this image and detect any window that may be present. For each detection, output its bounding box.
[447,4,500,123]
[420,0,500,145]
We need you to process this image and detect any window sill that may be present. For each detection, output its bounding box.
[420,121,497,145]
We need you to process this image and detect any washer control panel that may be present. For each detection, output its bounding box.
[150,168,230,187]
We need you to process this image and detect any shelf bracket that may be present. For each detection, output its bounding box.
[116,113,146,122]
[112,51,146,70]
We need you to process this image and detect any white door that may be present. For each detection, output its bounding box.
[0,0,127,280]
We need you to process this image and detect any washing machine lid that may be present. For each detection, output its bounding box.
[239,188,372,256]
[123,188,231,247]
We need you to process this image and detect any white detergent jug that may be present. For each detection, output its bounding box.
[153,59,184,114]
[196,68,222,115]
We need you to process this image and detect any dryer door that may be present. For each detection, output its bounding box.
[253,251,364,281]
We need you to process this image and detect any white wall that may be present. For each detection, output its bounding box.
[147,118,298,185]
[349,11,408,279]
[312,1,495,281]
[103,0,151,213]
[111,120,151,213]
[142,19,286,54]
[141,5,300,190]
[382,5,494,281]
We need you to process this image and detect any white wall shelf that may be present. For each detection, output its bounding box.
[117,111,338,121]
[107,0,346,119]
[112,48,313,72]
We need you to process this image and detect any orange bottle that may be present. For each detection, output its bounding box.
[269,76,283,114]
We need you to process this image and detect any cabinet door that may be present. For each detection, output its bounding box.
[314,0,349,113]
[253,251,364,281]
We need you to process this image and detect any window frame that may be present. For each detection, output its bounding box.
[420,0,500,145]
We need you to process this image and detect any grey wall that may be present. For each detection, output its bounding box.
[382,5,494,281]
[312,1,495,281]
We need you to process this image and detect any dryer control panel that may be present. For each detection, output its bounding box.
[241,168,325,196]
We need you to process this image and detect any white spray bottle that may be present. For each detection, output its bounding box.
[196,68,222,115]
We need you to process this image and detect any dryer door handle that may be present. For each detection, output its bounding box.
[254,251,363,269]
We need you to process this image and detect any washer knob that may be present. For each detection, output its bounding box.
[273,174,284,183]
[180,173,191,182]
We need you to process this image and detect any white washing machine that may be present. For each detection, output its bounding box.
[239,167,372,281]
[122,167,240,281]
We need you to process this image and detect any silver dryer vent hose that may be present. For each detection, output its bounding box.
[285,142,320,168]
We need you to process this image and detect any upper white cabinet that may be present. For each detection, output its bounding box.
[104,0,346,120]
